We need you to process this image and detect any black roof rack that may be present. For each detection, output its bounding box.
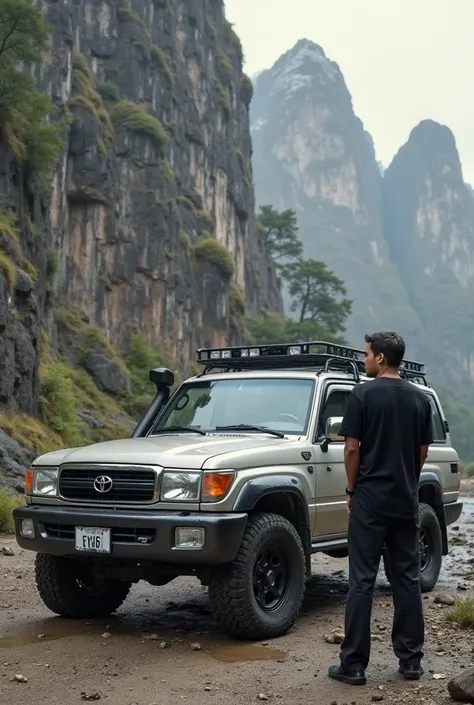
[196,341,427,385]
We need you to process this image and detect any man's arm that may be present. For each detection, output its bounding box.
[420,396,434,469]
[339,392,363,491]
[344,438,360,490]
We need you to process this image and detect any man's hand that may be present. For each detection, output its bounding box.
[347,495,353,512]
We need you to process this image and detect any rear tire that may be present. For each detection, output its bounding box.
[35,554,131,618]
[208,512,306,640]
[382,502,442,593]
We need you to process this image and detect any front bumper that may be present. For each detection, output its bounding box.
[13,505,248,564]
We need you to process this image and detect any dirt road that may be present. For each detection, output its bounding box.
[1,499,473,705]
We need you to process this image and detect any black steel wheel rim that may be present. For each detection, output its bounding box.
[253,542,288,611]
[419,528,431,572]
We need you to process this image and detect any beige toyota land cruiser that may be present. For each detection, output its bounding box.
[14,341,463,640]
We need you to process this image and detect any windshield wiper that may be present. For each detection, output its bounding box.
[214,424,285,439]
[152,426,206,436]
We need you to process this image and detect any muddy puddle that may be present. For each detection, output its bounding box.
[0,616,287,663]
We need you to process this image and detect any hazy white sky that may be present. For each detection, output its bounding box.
[225,0,474,183]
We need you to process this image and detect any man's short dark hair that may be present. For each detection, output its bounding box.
[364,331,406,368]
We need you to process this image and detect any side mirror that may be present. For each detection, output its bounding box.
[326,416,343,440]
[320,416,344,453]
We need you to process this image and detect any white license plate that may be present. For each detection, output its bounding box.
[75,527,111,554]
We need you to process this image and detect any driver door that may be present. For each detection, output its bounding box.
[313,383,354,537]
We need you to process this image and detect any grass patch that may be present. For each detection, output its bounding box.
[205,17,217,38]
[120,331,179,417]
[179,230,191,250]
[55,303,129,376]
[163,159,176,182]
[111,100,168,147]
[217,52,233,76]
[70,51,114,150]
[0,208,20,247]
[230,284,246,316]
[0,251,16,289]
[98,81,120,102]
[151,45,174,86]
[40,329,130,446]
[0,411,63,455]
[21,258,37,281]
[446,598,474,628]
[241,73,254,105]
[215,83,231,119]
[38,360,86,448]
[192,238,235,278]
[176,197,214,230]
[229,283,246,331]
[0,488,24,535]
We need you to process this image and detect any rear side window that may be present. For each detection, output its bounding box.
[425,394,446,443]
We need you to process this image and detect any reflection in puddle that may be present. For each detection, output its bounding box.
[209,642,286,663]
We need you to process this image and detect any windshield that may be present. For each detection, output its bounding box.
[150,377,315,436]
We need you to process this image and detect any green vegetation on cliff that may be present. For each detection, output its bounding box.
[0,251,15,289]
[0,0,63,183]
[111,100,168,147]
[192,237,235,278]
[0,487,23,534]
[71,51,114,152]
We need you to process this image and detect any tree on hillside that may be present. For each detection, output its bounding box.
[248,206,353,346]
[257,205,302,266]
[284,258,352,334]
[0,0,62,182]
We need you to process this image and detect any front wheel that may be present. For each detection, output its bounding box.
[35,554,132,618]
[208,512,306,640]
[383,502,442,593]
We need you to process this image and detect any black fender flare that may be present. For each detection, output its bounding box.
[233,475,310,525]
[233,475,312,574]
[418,471,448,555]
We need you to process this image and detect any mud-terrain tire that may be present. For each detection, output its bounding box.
[35,554,131,618]
[383,502,442,594]
[208,512,306,640]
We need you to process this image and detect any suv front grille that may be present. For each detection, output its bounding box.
[58,464,158,503]
[44,524,156,544]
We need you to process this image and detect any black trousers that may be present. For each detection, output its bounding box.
[340,497,424,670]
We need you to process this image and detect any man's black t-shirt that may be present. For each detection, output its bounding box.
[339,377,434,517]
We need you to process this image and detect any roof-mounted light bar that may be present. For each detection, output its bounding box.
[196,341,425,375]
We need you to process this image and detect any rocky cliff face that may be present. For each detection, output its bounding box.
[383,120,474,382]
[0,0,281,419]
[250,39,423,348]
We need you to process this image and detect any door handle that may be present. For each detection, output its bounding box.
[326,465,332,472]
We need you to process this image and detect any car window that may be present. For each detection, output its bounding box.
[150,377,316,435]
[317,387,352,438]
[424,393,446,443]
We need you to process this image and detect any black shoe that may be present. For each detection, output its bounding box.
[398,663,424,680]
[328,664,366,686]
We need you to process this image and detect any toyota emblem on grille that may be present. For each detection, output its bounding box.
[93,475,113,493]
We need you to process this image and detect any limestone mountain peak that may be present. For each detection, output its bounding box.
[269,38,342,93]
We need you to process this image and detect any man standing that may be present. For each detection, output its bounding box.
[328,331,433,686]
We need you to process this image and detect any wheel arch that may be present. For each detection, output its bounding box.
[233,476,311,575]
[418,473,448,555]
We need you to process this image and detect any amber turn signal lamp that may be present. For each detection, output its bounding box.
[201,472,234,501]
[24,468,34,492]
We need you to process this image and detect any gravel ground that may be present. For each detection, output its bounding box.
[1,497,473,705]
